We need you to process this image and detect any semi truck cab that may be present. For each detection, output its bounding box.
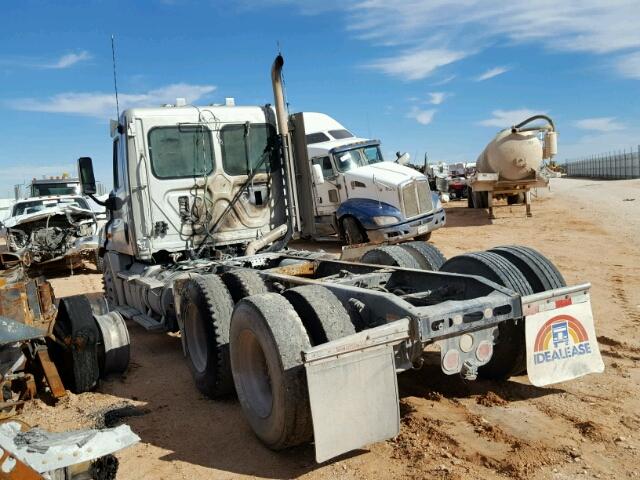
[303,113,445,244]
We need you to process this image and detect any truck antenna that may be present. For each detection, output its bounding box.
[111,35,120,120]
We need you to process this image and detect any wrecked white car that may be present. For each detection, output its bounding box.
[1,196,99,267]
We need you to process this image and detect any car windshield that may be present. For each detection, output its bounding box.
[12,197,90,216]
[334,145,384,172]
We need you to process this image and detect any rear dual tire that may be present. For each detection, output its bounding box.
[361,243,446,271]
[230,294,313,449]
[440,247,565,380]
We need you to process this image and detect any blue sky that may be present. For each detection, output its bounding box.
[1,0,638,196]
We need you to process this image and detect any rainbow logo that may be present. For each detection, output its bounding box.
[533,314,592,365]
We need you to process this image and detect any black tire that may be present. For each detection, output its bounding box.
[399,241,446,270]
[180,274,235,398]
[342,216,367,245]
[51,295,101,393]
[467,188,474,208]
[221,269,270,304]
[489,246,566,293]
[94,250,104,273]
[507,193,525,205]
[283,285,355,345]
[230,293,313,450]
[440,251,533,380]
[361,245,421,269]
[414,232,432,241]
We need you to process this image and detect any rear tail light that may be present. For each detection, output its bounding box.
[442,349,460,372]
[476,341,493,363]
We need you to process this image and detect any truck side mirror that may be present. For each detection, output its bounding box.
[312,164,325,185]
[78,157,97,195]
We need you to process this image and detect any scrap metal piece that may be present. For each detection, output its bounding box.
[34,349,66,400]
[0,421,140,474]
[0,318,44,346]
[0,448,43,479]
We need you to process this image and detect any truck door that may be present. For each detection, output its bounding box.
[311,156,341,216]
[108,135,135,256]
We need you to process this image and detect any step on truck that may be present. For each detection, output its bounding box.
[79,54,604,462]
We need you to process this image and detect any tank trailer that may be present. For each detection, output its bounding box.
[78,55,603,462]
[467,115,557,217]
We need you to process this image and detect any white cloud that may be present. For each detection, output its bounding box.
[408,107,436,125]
[366,48,467,80]
[478,109,546,128]
[574,117,625,132]
[44,51,92,69]
[265,0,640,80]
[475,66,510,81]
[432,74,456,86]
[616,51,640,79]
[7,83,217,118]
[428,92,447,105]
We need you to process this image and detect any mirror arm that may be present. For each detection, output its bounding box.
[88,193,107,206]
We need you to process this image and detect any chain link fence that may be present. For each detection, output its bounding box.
[565,146,640,179]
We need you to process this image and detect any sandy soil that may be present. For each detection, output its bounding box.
[16,177,640,479]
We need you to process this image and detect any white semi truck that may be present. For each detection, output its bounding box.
[301,112,445,244]
[77,55,602,462]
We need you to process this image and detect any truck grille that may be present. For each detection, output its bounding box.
[417,181,433,212]
[402,181,433,218]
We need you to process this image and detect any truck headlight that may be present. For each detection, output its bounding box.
[373,216,398,226]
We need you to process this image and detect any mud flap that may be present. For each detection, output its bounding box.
[526,298,604,386]
[303,319,409,463]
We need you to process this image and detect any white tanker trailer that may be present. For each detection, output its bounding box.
[468,115,557,217]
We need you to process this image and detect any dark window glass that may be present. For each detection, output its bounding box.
[30,184,78,196]
[305,132,331,145]
[112,138,120,189]
[220,123,276,176]
[148,126,214,179]
[328,129,353,140]
[313,156,334,179]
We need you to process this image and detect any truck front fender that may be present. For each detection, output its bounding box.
[336,198,403,230]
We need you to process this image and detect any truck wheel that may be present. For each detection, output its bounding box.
[283,285,355,345]
[230,293,312,449]
[507,193,525,205]
[440,252,533,380]
[94,250,104,273]
[103,267,117,306]
[399,241,446,270]
[94,311,131,377]
[471,191,488,209]
[361,245,421,269]
[50,295,101,393]
[342,217,367,245]
[180,274,235,398]
[489,246,566,292]
[221,269,270,304]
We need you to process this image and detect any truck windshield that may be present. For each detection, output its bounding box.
[334,145,384,172]
[31,183,78,196]
[12,197,90,216]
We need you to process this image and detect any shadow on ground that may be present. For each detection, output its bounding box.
[93,321,561,478]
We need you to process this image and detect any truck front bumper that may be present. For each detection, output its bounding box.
[366,208,446,243]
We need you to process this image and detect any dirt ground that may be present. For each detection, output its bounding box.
[16,177,640,479]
